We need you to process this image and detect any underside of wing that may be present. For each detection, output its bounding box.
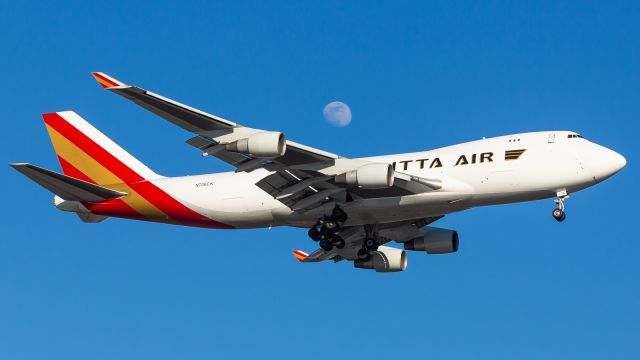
[253,169,421,211]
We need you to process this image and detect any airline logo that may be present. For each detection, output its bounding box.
[43,111,232,229]
[505,149,527,161]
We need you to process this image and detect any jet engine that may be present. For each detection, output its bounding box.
[226,131,286,158]
[335,163,394,189]
[354,246,407,272]
[403,227,459,254]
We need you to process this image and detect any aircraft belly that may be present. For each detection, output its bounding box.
[280,191,473,228]
[344,192,473,225]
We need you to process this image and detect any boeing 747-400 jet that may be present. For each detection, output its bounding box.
[11,72,627,272]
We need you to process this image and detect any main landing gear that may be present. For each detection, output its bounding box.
[308,206,348,251]
[356,225,379,259]
[307,206,379,259]
[552,191,569,222]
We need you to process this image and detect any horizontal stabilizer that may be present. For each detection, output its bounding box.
[292,250,309,262]
[292,248,340,263]
[10,163,127,202]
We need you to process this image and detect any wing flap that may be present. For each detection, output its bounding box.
[11,163,127,202]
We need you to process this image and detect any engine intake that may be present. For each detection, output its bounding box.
[226,132,286,158]
[335,163,394,189]
[404,227,459,254]
[354,246,407,272]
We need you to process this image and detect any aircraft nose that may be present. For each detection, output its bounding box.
[589,144,626,181]
[610,149,627,173]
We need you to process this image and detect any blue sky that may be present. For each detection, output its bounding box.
[1,1,638,359]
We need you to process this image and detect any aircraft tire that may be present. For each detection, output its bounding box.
[308,227,322,241]
[320,239,333,251]
[552,208,566,222]
[332,236,345,249]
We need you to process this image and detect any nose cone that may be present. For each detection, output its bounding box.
[589,144,626,181]
[610,150,627,173]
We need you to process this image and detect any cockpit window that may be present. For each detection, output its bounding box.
[567,134,584,139]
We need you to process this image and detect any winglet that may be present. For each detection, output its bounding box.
[91,72,126,89]
[292,250,309,262]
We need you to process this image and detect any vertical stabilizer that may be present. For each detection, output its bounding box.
[43,111,161,185]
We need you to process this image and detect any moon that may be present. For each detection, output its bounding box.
[323,101,352,127]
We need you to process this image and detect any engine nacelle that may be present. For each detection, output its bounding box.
[335,163,394,189]
[354,246,407,272]
[403,227,459,254]
[226,131,286,158]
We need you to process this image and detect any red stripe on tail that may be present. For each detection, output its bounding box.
[58,156,96,184]
[44,112,233,229]
[44,113,145,183]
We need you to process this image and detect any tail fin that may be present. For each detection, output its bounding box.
[43,111,160,185]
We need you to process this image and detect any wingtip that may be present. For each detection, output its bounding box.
[91,72,125,88]
[292,250,309,262]
[9,162,29,169]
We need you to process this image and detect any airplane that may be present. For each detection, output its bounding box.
[11,72,627,272]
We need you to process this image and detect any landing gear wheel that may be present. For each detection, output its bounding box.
[331,236,345,249]
[323,220,338,231]
[319,239,333,251]
[552,208,566,222]
[307,206,348,249]
[308,227,322,241]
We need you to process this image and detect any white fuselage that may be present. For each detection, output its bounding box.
[151,131,626,229]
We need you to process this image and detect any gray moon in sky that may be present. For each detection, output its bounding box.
[323,101,352,127]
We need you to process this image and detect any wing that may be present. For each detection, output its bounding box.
[92,72,338,167]
[92,72,436,211]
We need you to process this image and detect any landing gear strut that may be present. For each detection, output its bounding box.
[552,191,569,222]
[308,206,348,251]
[356,225,379,259]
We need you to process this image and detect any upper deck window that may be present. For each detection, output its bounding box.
[567,134,584,139]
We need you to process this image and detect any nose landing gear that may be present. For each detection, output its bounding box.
[308,206,348,251]
[552,191,569,222]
